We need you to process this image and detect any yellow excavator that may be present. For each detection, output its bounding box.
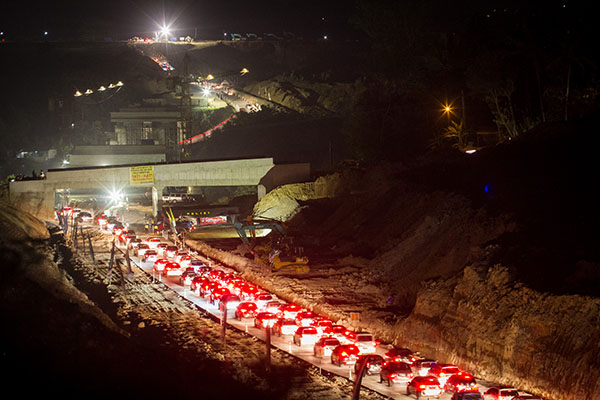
[233,219,309,274]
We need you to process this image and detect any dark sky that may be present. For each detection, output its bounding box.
[1,0,355,40]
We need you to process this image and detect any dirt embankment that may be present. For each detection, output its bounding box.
[244,77,365,115]
[192,122,600,400]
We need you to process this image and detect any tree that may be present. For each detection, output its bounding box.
[442,120,468,149]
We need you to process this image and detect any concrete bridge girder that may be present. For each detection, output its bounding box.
[9,158,311,220]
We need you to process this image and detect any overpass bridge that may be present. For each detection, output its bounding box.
[9,157,310,220]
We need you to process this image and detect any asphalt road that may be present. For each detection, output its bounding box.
[98,226,497,400]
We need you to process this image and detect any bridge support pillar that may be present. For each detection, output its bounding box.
[152,185,164,217]
[257,184,266,200]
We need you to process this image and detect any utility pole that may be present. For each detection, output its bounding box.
[265,324,272,372]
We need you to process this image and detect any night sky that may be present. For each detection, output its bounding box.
[1,0,355,40]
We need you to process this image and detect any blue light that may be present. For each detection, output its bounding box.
[484,185,489,193]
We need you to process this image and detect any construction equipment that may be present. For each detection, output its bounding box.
[233,219,309,274]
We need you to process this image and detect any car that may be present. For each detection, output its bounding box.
[483,387,520,400]
[281,304,302,319]
[406,376,443,398]
[209,269,225,281]
[199,281,219,298]
[313,337,341,358]
[429,363,461,386]
[385,347,418,363]
[175,251,189,263]
[179,254,192,268]
[314,319,333,335]
[330,344,360,366]
[163,261,182,276]
[210,287,230,304]
[143,249,158,263]
[145,236,162,248]
[293,326,319,346]
[76,211,93,223]
[235,302,259,320]
[412,358,437,376]
[122,234,138,246]
[445,372,478,393]
[218,294,241,313]
[295,310,317,327]
[135,243,150,257]
[129,238,143,250]
[112,223,125,235]
[191,275,209,293]
[96,214,108,226]
[178,267,196,286]
[272,318,298,336]
[254,312,278,329]
[166,245,178,258]
[105,217,118,231]
[153,258,169,273]
[240,284,260,301]
[190,260,206,272]
[451,392,484,400]
[254,293,274,310]
[345,331,377,354]
[264,300,285,315]
[354,354,384,376]
[325,324,348,342]
[156,243,169,256]
[379,361,414,386]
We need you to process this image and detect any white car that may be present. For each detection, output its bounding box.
[143,250,158,263]
[349,332,377,354]
[135,244,151,257]
[255,293,274,311]
[145,236,162,249]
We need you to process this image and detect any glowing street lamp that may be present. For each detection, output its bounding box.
[98,85,106,91]
[240,68,249,75]
[74,90,82,97]
[116,81,124,87]
[206,74,214,80]
[84,89,93,95]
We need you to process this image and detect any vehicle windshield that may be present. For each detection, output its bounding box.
[502,390,519,396]
[443,367,459,374]
[462,395,483,400]
[303,328,317,334]
[324,339,339,346]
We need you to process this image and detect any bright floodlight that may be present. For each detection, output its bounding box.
[202,88,211,96]
[109,190,122,203]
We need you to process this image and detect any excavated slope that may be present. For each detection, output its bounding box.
[192,120,600,399]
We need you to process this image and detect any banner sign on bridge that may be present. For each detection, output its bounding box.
[130,165,154,185]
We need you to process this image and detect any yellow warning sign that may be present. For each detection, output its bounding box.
[130,165,154,185]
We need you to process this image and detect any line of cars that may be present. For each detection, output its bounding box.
[109,228,543,400]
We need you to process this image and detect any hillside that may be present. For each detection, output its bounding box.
[192,119,600,399]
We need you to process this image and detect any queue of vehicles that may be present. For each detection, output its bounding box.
[92,217,543,400]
